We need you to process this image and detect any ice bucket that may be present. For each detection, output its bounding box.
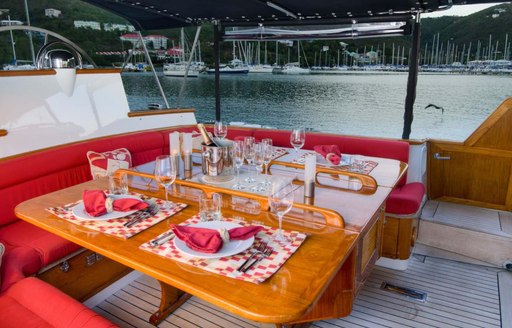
[201,139,234,183]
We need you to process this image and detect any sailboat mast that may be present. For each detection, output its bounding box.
[275,41,279,65]
[264,41,268,65]
[297,41,300,66]
[180,28,185,62]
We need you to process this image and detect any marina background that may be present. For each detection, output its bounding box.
[123,72,512,142]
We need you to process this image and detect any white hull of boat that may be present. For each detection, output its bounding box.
[272,66,310,74]
[206,68,249,74]
[163,69,200,77]
[248,65,274,73]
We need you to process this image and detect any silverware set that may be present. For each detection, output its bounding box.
[237,242,273,273]
[124,201,159,228]
[50,201,81,213]
[149,230,175,246]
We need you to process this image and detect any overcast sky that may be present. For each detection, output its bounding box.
[423,2,507,17]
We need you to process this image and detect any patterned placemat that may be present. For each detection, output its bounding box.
[46,192,187,239]
[292,151,378,175]
[140,215,307,284]
[271,148,288,160]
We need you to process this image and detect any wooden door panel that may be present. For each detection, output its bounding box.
[429,142,512,209]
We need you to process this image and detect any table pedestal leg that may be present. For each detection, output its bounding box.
[149,281,191,325]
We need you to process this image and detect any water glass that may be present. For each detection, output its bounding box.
[214,121,228,139]
[290,127,306,155]
[108,173,128,195]
[199,193,222,222]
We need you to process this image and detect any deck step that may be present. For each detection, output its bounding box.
[418,201,512,268]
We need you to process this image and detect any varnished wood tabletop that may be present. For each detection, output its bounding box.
[15,178,360,324]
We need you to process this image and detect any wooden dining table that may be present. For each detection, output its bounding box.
[15,152,406,326]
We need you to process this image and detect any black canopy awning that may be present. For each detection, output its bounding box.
[83,0,499,31]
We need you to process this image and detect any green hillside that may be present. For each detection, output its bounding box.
[0,1,511,67]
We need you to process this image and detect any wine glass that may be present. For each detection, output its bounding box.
[290,127,306,156]
[154,155,177,210]
[243,137,256,183]
[262,138,273,186]
[268,182,294,244]
[232,140,246,190]
[214,121,228,139]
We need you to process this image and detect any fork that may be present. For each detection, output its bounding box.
[236,242,266,272]
[241,246,273,273]
[124,201,159,227]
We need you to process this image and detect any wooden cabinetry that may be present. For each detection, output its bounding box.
[381,215,418,259]
[38,249,132,302]
[356,207,384,290]
[428,97,512,210]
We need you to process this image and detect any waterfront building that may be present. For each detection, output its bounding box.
[104,23,135,32]
[44,8,61,18]
[73,20,101,30]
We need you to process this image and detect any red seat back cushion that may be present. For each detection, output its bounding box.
[253,129,291,147]
[385,182,425,215]
[0,130,166,227]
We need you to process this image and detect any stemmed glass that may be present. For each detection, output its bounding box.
[268,182,294,244]
[243,137,256,183]
[252,143,265,192]
[290,127,306,157]
[154,155,177,210]
[262,138,273,186]
[214,121,228,139]
[232,140,246,190]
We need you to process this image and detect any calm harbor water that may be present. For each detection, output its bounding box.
[122,72,512,141]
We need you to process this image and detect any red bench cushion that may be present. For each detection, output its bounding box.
[0,221,81,267]
[385,182,425,215]
[0,277,118,327]
[0,244,41,292]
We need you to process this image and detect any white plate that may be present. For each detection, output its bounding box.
[71,194,143,221]
[173,221,255,259]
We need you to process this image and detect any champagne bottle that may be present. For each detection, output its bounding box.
[197,123,218,147]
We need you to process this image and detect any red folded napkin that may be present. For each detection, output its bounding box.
[82,190,148,217]
[313,145,342,165]
[172,224,264,253]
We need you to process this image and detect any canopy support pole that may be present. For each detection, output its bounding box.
[402,13,421,140]
[214,22,222,121]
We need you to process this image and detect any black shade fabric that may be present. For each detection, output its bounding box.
[83,0,498,31]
